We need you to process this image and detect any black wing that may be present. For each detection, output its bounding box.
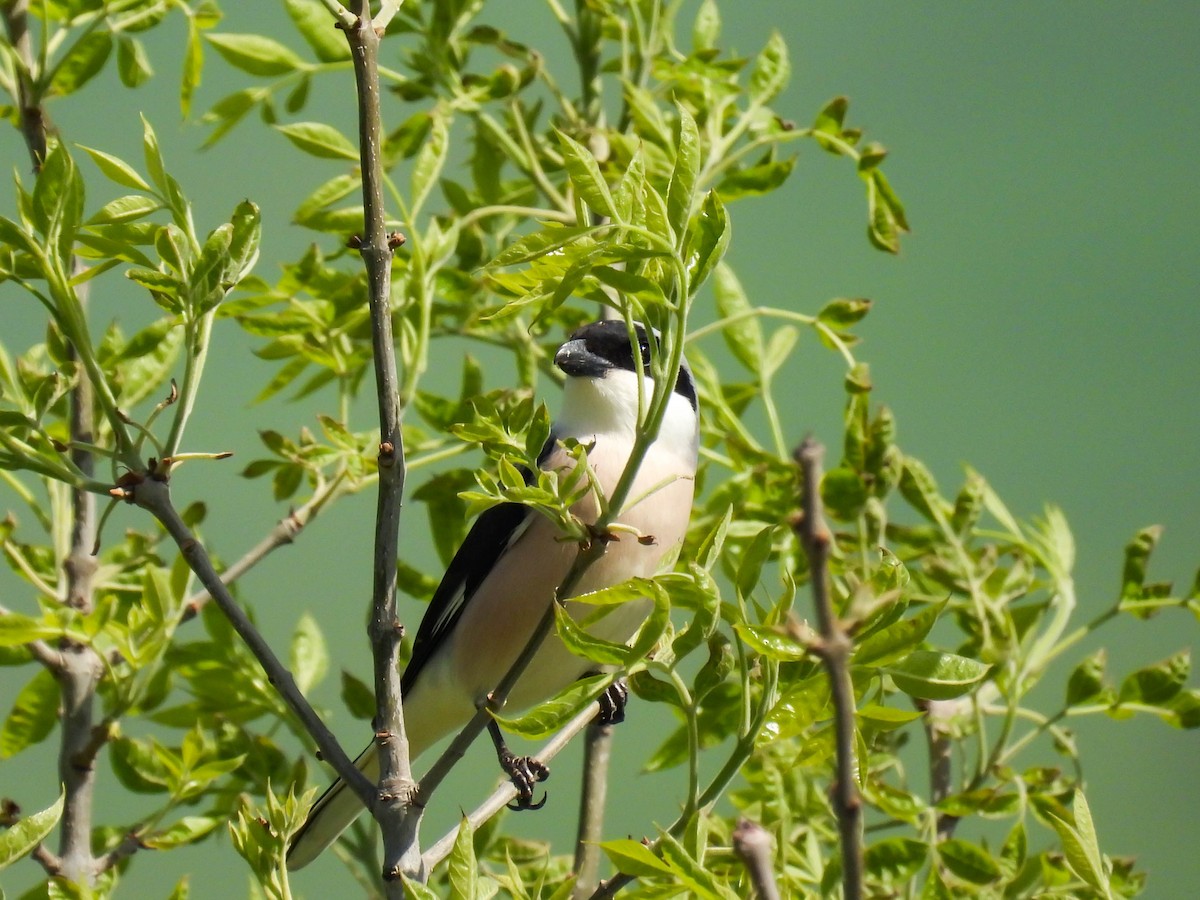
[401,434,557,694]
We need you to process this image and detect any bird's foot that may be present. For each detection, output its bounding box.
[597,678,629,726]
[498,750,549,811]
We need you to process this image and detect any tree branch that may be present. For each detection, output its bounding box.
[571,718,614,898]
[732,819,781,900]
[792,438,863,900]
[0,0,48,170]
[131,477,376,809]
[343,5,414,888]
[420,701,599,872]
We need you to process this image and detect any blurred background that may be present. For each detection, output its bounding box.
[1,3,1196,896]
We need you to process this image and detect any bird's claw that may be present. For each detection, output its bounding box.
[499,751,549,811]
[597,678,629,726]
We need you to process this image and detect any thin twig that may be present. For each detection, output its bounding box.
[793,438,863,900]
[421,701,600,872]
[0,0,48,170]
[571,718,614,898]
[342,5,414,888]
[31,843,63,877]
[131,477,376,810]
[732,819,781,900]
[920,699,957,840]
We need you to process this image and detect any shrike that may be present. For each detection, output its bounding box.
[287,320,700,869]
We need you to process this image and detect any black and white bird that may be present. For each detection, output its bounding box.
[287,320,700,869]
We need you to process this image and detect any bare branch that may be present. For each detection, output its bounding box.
[94,831,142,874]
[0,0,48,169]
[342,4,415,888]
[571,719,615,898]
[421,701,600,872]
[732,819,781,900]
[792,437,863,900]
[31,842,63,877]
[132,477,376,810]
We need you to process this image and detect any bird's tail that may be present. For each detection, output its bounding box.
[286,742,379,870]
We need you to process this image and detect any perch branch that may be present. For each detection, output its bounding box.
[732,818,781,900]
[132,478,376,809]
[793,437,863,900]
[343,4,414,888]
[571,717,615,898]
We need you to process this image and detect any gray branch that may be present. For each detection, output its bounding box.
[793,438,863,900]
[342,5,415,889]
[732,818,781,900]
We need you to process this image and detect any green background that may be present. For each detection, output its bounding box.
[1,3,1196,896]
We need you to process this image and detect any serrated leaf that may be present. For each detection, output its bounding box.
[78,146,152,193]
[1118,650,1188,706]
[447,816,478,900]
[412,111,449,216]
[0,614,60,647]
[1066,648,1107,707]
[885,651,989,700]
[0,789,63,870]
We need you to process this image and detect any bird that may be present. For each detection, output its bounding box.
[286,319,700,869]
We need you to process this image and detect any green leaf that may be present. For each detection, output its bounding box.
[554,602,628,667]
[712,263,762,375]
[687,190,729,292]
[448,817,479,900]
[206,33,306,76]
[412,110,449,216]
[821,466,868,520]
[275,121,358,160]
[1118,650,1188,706]
[692,0,720,51]
[116,36,154,88]
[556,129,616,220]
[818,297,872,331]
[1066,648,1107,707]
[86,194,160,225]
[181,19,203,118]
[1043,796,1112,897]
[736,525,776,599]
[290,612,329,695]
[493,674,609,739]
[398,874,440,900]
[0,668,59,758]
[142,815,221,850]
[49,33,113,97]
[855,601,945,668]
[0,613,60,647]
[79,145,152,192]
[656,830,736,899]
[734,623,809,662]
[749,30,790,104]
[600,838,675,878]
[937,838,1001,885]
[865,168,909,254]
[340,670,375,720]
[885,651,989,700]
[1120,525,1162,598]
[284,0,352,62]
[864,837,927,885]
[0,789,63,870]
[667,105,700,236]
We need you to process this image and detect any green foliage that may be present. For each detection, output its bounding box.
[0,2,1194,899]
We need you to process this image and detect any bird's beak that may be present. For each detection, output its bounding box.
[555,339,610,378]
